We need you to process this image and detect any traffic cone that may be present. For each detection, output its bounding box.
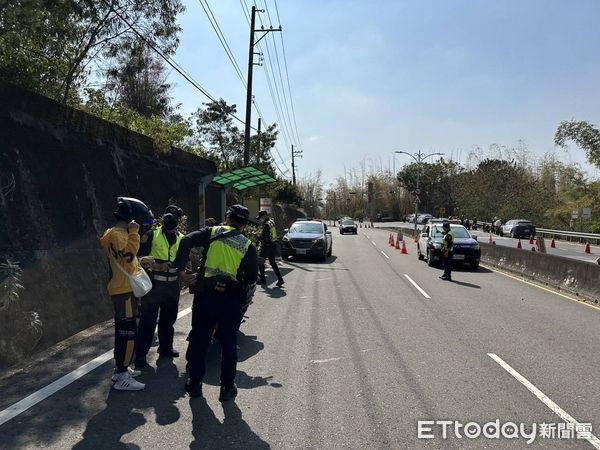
[529,235,534,245]
[395,238,400,249]
[401,240,408,254]
[550,239,555,248]
[517,239,522,249]
[488,234,493,243]
[389,234,395,247]
[584,242,591,254]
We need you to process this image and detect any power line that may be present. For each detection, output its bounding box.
[273,0,304,152]
[198,0,247,88]
[100,0,251,128]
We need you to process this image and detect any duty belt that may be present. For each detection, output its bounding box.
[152,274,178,282]
[150,266,178,282]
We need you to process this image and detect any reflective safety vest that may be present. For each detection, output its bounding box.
[204,226,252,281]
[443,230,455,251]
[267,219,278,242]
[149,226,182,282]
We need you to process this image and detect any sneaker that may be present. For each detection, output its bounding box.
[112,367,141,382]
[185,379,203,398]
[276,279,285,287]
[218,384,238,402]
[439,275,452,281]
[112,372,145,391]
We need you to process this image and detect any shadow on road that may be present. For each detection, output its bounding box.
[189,398,270,449]
[72,358,185,449]
[449,280,481,289]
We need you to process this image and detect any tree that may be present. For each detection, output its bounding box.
[555,120,600,168]
[298,172,324,217]
[0,0,185,102]
[108,39,174,118]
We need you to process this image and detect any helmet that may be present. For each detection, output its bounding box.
[226,204,250,224]
[113,197,153,224]
[164,204,183,219]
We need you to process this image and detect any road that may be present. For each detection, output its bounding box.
[1,226,600,449]
[378,221,600,264]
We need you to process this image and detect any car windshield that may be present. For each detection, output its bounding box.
[289,223,323,234]
[432,226,471,238]
[516,221,533,225]
[342,220,354,225]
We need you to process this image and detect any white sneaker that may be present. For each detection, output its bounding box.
[112,372,145,391]
[111,367,141,382]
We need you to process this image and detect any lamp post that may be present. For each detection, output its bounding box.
[395,150,444,231]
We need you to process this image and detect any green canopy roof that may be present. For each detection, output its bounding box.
[212,166,277,191]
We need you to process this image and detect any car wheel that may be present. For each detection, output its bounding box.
[510,230,516,238]
[327,245,332,257]
[427,249,434,267]
[282,255,289,261]
[499,230,504,237]
[320,251,327,262]
[354,230,357,235]
[470,261,479,270]
[417,245,424,261]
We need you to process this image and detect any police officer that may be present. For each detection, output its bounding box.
[440,222,454,281]
[135,205,184,368]
[175,205,258,401]
[257,210,284,287]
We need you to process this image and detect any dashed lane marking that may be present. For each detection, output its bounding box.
[403,274,431,299]
[0,307,193,426]
[488,353,600,449]
[381,251,390,259]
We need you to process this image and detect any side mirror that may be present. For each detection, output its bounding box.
[473,236,478,242]
[326,230,332,234]
[283,228,289,233]
[421,233,428,238]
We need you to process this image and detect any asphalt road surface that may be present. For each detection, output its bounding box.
[1,226,599,449]
[379,221,599,264]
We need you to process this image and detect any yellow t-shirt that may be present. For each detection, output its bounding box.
[100,227,140,296]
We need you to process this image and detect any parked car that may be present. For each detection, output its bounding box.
[417,213,434,224]
[406,213,417,223]
[417,223,481,269]
[500,220,536,238]
[281,220,333,262]
[340,219,357,235]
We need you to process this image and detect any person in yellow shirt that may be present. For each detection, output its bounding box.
[100,197,153,391]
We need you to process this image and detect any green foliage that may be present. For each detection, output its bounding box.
[0,258,23,311]
[273,181,303,207]
[555,120,600,168]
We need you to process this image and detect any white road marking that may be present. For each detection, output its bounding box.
[381,251,390,259]
[310,357,342,364]
[488,353,600,449]
[315,278,330,282]
[403,274,431,299]
[371,241,377,247]
[0,307,193,426]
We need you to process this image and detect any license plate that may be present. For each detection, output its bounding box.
[454,254,465,260]
[296,249,307,255]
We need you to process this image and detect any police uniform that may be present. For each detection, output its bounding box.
[258,216,284,286]
[441,226,455,281]
[174,222,257,398]
[136,224,183,366]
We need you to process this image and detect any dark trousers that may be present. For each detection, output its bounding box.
[259,245,283,282]
[443,251,453,278]
[186,290,242,387]
[112,293,138,373]
[136,280,180,362]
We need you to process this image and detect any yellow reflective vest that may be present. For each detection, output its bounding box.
[267,219,278,242]
[150,226,183,262]
[204,226,252,281]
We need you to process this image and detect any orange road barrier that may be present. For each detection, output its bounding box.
[550,239,556,248]
[488,234,493,243]
[395,238,400,249]
[517,239,522,249]
[401,240,408,254]
[529,235,534,245]
[584,242,591,254]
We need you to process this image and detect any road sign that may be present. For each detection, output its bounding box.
[571,209,579,219]
[582,208,592,218]
[439,207,446,216]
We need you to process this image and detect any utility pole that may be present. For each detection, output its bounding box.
[291,145,303,185]
[395,150,444,231]
[255,117,261,165]
[243,6,281,165]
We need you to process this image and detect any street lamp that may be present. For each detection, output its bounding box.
[395,150,444,231]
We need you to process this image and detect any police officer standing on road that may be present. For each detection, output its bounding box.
[440,222,454,281]
[257,210,284,287]
[175,205,258,401]
[135,205,184,368]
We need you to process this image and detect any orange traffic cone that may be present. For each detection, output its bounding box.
[529,235,534,244]
[401,240,408,254]
[550,239,556,248]
[395,238,400,249]
[584,242,591,254]
[488,234,493,243]
[389,234,395,247]
[517,239,522,249]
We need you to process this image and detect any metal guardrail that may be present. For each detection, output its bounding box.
[536,228,600,245]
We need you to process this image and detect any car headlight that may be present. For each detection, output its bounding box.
[313,237,325,244]
[433,243,442,250]
[473,243,480,250]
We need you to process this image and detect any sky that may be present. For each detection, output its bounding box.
[168,0,600,185]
